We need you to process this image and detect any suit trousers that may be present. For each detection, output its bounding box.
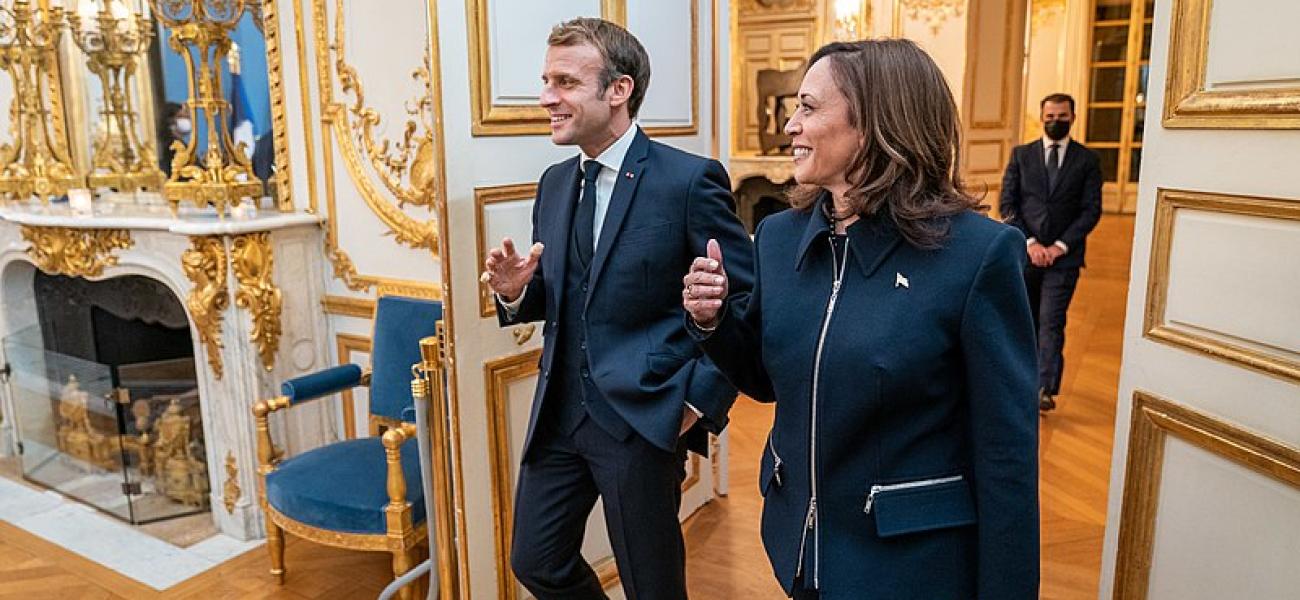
[1024,264,1081,396]
[510,412,689,600]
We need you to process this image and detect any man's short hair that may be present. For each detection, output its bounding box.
[1040,93,1076,114]
[548,17,651,118]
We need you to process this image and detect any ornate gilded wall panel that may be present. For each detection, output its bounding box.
[309,0,446,298]
[20,226,133,277]
[232,232,283,371]
[182,235,231,379]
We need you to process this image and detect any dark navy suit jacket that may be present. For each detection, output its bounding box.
[1000,139,1103,269]
[498,129,754,458]
[695,198,1039,599]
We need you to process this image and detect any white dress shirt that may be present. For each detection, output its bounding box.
[1027,134,1071,254]
[499,123,640,314]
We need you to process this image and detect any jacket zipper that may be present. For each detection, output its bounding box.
[767,431,784,487]
[863,475,965,514]
[794,236,849,588]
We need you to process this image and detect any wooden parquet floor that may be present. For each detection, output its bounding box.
[0,216,1135,599]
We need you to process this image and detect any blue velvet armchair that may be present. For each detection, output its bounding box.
[252,295,441,598]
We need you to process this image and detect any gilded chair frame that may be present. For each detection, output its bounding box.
[251,294,429,596]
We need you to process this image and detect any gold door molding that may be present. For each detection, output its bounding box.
[182,236,231,380]
[474,183,537,318]
[1143,188,1300,385]
[1113,390,1300,599]
[466,0,629,136]
[1163,0,1300,129]
[310,0,447,294]
[20,226,133,278]
[484,348,542,600]
[334,333,370,439]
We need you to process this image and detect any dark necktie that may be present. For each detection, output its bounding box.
[1046,143,1061,192]
[574,159,601,266]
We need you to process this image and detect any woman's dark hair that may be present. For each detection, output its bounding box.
[787,39,984,249]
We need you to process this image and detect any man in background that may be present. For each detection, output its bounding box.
[1000,93,1103,412]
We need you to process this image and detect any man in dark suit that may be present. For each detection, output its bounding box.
[480,18,754,600]
[1000,93,1102,412]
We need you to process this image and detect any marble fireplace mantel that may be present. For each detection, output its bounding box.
[0,203,338,541]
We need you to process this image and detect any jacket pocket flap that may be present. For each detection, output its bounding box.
[871,479,976,538]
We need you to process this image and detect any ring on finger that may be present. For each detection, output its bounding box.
[687,283,695,298]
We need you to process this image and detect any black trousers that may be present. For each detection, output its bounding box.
[1024,264,1081,396]
[510,413,689,600]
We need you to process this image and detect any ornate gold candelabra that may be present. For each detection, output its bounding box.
[67,0,165,192]
[0,0,82,203]
[150,0,261,217]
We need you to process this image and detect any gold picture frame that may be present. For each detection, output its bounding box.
[1163,0,1300,129]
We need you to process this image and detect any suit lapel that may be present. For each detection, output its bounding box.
[1028,140,1051,197]
[544,158,581,312]
[585,130,650,308]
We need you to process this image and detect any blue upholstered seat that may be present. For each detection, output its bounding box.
[265,437,426,534]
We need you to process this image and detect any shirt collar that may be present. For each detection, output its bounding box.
[582,123,640,175]
[1042,134,1070,149]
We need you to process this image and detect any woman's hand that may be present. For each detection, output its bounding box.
[683,239,728,329]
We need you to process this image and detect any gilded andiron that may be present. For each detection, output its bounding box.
[67,0,165,193]
[149,0,262,217]
[0,1,82,203]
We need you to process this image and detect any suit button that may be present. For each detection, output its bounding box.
[581,283,588,293]
[579,342,586,351]
[543,370,550,378]
[581,368,590,379]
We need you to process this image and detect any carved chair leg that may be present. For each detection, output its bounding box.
[391,547,417,600]
[266,516,286,584]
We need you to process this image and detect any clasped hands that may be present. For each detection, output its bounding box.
[1027,240,1064,268]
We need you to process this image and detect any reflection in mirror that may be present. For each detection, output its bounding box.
[58,0,277,211]
[65,0,164,192]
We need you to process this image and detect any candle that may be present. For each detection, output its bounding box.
[68,188,94,216]
[230,200,254,220]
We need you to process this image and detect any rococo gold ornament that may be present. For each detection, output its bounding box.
[182,235,229,379]
[231,232,281,371]
[0,1,83,202]
[223,450,240,513]
[150,0,263,217]
[21,225,133,277]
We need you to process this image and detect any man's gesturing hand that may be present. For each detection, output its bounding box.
[481,237,544,302]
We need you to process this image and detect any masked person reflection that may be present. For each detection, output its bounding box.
[159,102,192,176]
[682,40,1039,599]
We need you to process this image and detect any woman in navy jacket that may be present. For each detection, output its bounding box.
[683,40,1039,599]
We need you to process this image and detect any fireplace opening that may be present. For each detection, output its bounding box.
[3,272,209,525]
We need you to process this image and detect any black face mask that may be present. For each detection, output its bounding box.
[1044,119,1072,141]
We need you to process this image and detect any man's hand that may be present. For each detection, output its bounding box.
[1027,241,1051,268]
[1044,244,1065,266]
[481,237,544,302]
[679,409,699,436]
